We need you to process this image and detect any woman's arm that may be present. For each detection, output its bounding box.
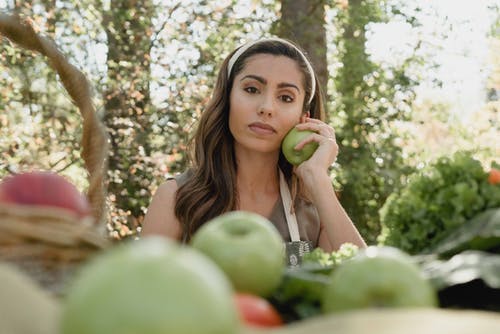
[304,172,366,252]
[141,179,183,240]
[293,119,367,251]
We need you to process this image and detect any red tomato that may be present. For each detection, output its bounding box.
[489,168,500,185]
[234,293,283,328]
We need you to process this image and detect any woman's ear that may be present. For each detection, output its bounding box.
[300,111,310,123]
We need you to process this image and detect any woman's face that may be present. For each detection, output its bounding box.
[229,54,307,156]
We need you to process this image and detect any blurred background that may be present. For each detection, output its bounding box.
[1,0,499,243]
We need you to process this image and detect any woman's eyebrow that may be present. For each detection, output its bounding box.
[240,74,301,93]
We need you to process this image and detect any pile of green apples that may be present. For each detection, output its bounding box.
[55,211,435,334]
[0,210,438,334]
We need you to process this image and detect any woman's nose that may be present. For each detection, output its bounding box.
[258,107,271,116]
[258,95,274,116]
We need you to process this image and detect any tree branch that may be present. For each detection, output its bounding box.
[149,2,182,50]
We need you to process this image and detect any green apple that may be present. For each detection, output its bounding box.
[281,127,319,166]
[190,211,285,297]
[61,236,240,334]
[322,246,437,313]
[0,263,60,334]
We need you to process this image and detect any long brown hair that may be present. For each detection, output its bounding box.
[175,38,326,240]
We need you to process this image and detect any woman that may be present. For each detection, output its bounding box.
[142,37,366,252]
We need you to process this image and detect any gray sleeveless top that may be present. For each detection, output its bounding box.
[173,171,321,247]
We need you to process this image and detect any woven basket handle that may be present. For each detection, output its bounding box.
[0,14,108,226]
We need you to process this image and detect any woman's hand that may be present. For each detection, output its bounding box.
[291,119,367,251]
[292,118,338,184]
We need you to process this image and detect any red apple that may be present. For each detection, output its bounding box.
[0,171,91,218]
[234,293,283,328]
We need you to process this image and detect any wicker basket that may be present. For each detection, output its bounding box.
[0,14,110,295]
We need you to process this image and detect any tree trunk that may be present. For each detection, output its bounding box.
[101,0,154,228]
[278,0,328,102]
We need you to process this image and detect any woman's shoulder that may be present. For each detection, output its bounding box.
[141,178,181,239]
[155,178,178,198]
[156,168,195,197]
[170,169,194,187]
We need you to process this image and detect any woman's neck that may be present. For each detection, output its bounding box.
[234,153,280,216]
[235,150,280,197]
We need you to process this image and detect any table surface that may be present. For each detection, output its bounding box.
[242,308,500,334]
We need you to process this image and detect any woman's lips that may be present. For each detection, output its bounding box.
[248,122,276,135]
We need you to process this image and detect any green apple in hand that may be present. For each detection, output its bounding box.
[61,237,239,334]
[281,127,319,166]
[322,246,437,313]
[191,211,285,297]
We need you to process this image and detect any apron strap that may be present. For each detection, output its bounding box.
[279,169,300,242]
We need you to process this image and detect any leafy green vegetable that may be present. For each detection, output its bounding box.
[268,264,331,321]
[428,208,500,257]
[302,243,359,266]
[418,251,500,290]
[268,244,358,322]
[379,152,500,254]
[417,250,500,311]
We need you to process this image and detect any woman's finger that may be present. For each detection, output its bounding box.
[295,121,336,140]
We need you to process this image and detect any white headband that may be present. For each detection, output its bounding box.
[227,37,316,105]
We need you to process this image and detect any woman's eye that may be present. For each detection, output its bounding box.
[279,95,294,103]
[244,87,258,94]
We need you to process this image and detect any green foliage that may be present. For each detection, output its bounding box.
[379,152,500,254]
[330,0,422,244]
[0,2,88,189]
